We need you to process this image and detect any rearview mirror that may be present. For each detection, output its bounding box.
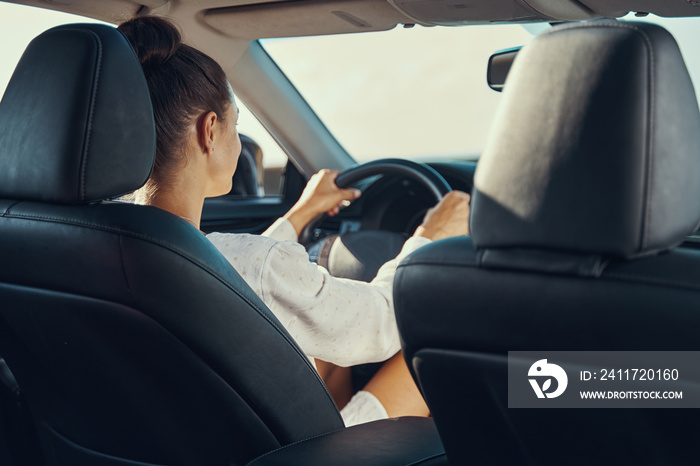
[487,46,521,92]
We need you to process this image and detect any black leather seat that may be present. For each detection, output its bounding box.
[0,358,42,466]
[0,23,445,466]
[394,21,700,465]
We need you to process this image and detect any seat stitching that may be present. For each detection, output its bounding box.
[638,28,655,251]
[0,201,21,216]
[603,272,700,292]
[247,422,445,465]
[397,259,478,269]
[393,267,409,345]
[60,27,102,202]
[83,33,102,202]
[82,31,102,202]
[117,235,135,304]
[245,427,346,465]
[406,451,447,466]
[398,258,700,291]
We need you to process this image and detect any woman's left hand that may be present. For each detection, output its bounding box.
[284,169,361,236]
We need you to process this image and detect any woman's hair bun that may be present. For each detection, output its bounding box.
[118,15,232,184]
[118,16,182,71]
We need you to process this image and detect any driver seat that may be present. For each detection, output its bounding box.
[0,23,445,466]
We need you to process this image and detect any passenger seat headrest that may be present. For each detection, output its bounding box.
[471,21,700,259]
[0,23,155,204]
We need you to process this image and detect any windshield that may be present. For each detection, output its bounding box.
[262,16,700,163]
[262,24,534,163]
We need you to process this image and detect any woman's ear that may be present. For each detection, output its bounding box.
[197,111,218,154]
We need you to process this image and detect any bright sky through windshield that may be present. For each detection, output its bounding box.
[263,24,533,161]
[263,15,700,162]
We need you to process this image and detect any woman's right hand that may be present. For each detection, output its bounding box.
[413,191,470,241]
[284,169,362,236]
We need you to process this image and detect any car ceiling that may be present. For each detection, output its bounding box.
[7,0,700,38]
[2,1,695,83]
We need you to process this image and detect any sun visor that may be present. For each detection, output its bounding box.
[203,0,412,39]
[387,0,599,25]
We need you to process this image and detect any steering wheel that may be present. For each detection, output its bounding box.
[302,158,452,282]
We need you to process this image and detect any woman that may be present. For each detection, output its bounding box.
[118,16,470,426]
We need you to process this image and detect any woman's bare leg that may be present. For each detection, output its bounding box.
[363,352,430,418]
[315,359,354,410]
[317,353,430,418]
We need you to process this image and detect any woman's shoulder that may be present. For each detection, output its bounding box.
[207,230,310,265]
[207,230,306,256]
[206,232,281,274]
[206,231,278,251]
[207,231,312,285]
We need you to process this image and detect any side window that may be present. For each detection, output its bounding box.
[232,102,288,197]
[0,4,108,97]
[0,3,290,198]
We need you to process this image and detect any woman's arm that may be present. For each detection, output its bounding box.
[260,235,430,367]
[282,169,361,237]
[259,191,470,367]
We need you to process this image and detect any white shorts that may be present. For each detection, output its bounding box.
[340,390,389,427]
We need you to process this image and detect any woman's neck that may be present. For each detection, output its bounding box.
[135,177,205,230]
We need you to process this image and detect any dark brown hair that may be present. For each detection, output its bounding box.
[118,16,232,184]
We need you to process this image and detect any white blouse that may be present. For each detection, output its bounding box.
[207,218,431,367]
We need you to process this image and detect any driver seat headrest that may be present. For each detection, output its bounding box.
[471,20,700,259]
[0,23,155,204]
